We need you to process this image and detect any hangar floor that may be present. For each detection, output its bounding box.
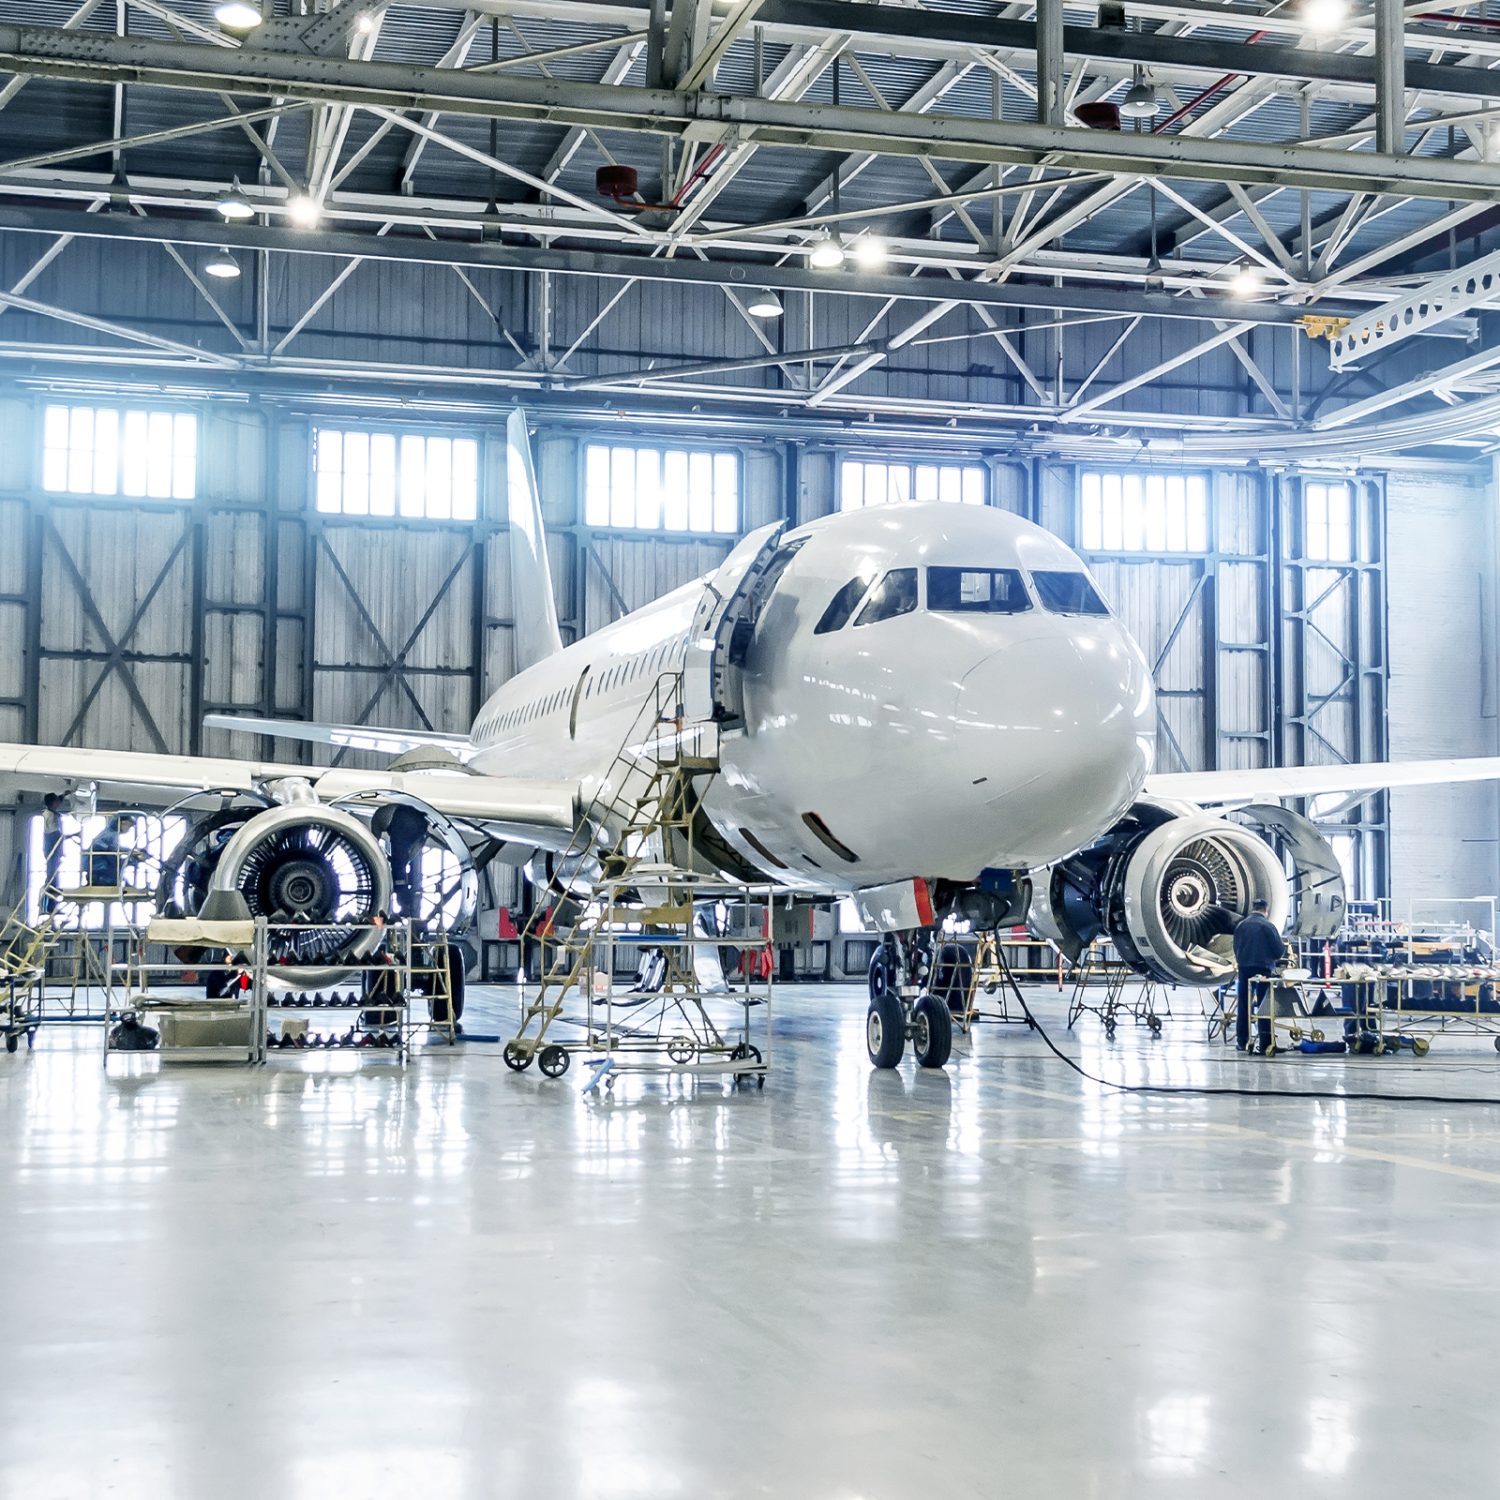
[1,982,1498,1497]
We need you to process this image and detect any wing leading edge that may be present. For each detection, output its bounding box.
[1146,756,1500,806]
[0,741,578,834]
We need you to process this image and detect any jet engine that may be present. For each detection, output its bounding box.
[1031,799,1307,986]
[209,804,391,971]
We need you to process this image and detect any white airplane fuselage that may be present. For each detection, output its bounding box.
[467,503,1156,892]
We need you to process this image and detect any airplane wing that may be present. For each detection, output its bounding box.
[1146,756,1500,806]
[0,741,578,836]
[202,713,474,760]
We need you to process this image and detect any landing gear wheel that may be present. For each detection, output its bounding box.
[502,1041,532,1072]
[868,947,896,1005]
[538,1044,570,1079]
[912,994,953,1069]
[866,991,906,1069]
[667,1036,696,1065]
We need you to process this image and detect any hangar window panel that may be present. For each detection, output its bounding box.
[1305,480,1352,561]
[42,402,197,499]
[839,457,985,511]
[314,426,479,521]
[1079,469,1208,554]
[582,443,740,535]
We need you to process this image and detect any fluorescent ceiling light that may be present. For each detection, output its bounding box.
[1300,0,1349,32]
[808,232,845,270]
[287,195,322,228]
[1228,264,1264,298]
[213,0,262,30]
[216,181,255,220]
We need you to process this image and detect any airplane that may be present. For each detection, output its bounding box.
[5,409,1500,1070]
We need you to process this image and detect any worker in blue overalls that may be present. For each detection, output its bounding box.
[1234,898,1286,1053]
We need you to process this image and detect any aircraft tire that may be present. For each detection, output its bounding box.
[866,992,905,1069]
[912,994,953,1069]
[868,947,895,1005]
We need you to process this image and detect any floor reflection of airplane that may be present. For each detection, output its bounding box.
[4,410,1500,1069]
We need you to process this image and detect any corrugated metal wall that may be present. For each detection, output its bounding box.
[1386,465,1500,919]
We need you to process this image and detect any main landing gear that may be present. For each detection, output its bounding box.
[866,937,953,1070]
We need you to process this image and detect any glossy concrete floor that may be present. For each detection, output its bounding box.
[3,984,1500,1499]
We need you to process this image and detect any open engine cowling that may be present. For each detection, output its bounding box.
[210,804,392,977]
[1032,800,1293,986]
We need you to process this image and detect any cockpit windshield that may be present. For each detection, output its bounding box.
[927,567,1032,615]
[1032,570,1109,616]
[854,568,918,626]
[814,576,872,635]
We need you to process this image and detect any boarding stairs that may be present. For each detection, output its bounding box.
[504,671,722,1066]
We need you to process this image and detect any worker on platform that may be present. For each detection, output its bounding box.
[40,793,65,913]
[370,801,429,926]
[87,813,139,890]
[1233,897,1287,1053]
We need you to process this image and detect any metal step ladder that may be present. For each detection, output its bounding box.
[504,670,722,1069]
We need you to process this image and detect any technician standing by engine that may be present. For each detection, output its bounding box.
[1234,897,1286,1053]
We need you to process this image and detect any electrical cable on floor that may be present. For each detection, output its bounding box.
[993,950,1500,1107]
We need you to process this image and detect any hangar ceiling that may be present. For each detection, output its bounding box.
[0,0,1499,455]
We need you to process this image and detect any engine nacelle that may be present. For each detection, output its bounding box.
[1033,800,1296,986]
[211,804,392,979]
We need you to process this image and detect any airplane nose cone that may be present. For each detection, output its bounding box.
[955,627,1154,865]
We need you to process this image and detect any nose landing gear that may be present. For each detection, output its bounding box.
[865,935,953,1069]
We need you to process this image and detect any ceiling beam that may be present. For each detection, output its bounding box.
[2,24,1499,200]
[0,201,1369,326]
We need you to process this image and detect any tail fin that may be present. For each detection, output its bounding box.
[506,408,564,671]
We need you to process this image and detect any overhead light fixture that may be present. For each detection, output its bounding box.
[851,235,888,270]
[1300,0,1349,32]
[213,0,262,31]
[1228,263,1264,298]
[355,11,376,33]
[287,194,321,228]
[746,290,783,318]
[1120,67,1160,119]
[216,179,255,220]
[203,251,241,280]
[808,232,845,270]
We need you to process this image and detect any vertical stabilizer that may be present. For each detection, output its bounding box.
[506,408,564,670]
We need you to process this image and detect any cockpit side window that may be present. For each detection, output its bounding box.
[1032,570,1110,616]
[853,567,919,627]
[928,566,1032,615]
[814,576,872,635]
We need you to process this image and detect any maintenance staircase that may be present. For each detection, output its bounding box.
[503,670,722,1070]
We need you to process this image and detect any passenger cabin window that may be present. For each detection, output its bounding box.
[1032,571,1109,616]
[854,568,918,627]
[928,567,1031,615]
[814,577,872,635]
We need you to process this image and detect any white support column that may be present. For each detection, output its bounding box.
[1376,0,1406,154]
[1036,0,1065,127]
